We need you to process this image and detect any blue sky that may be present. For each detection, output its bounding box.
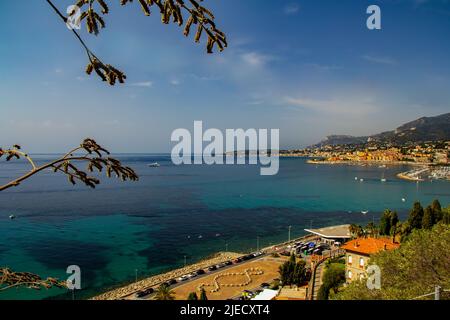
[1,0,450,152]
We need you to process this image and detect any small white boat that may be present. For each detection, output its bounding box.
[354,177,358,180]
[402,198,406,202]
[361,211,369,215]
[148,162,160,168]
[381,178,387,182]
[360,178,364,182]
[9,215,16,220]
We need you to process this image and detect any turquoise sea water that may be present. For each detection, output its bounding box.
[0,155,449,300]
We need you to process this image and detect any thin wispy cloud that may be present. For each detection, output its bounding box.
[284,96,378,116]
[241,52,276,67]
[129,81,153,88]
[284,3,300,15]
[305,63,343,72]
[362,55,397,65]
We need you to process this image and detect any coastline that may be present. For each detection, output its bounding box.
[305,159,430,166]
[91,233,319,300]
[396,172,424,182]
[91,252,242,300]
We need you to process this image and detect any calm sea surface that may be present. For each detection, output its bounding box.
[0,155,449,299]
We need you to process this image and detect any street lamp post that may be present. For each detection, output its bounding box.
[135,269,138,282]
[184,255,187,267]
[257,236,260,252]
[288,226,292,242]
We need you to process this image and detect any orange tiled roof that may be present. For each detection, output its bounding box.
[341,237,399,255]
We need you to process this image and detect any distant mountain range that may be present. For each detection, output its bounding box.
[311,113,450,147]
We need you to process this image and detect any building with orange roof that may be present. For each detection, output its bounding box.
[341,238,400,283]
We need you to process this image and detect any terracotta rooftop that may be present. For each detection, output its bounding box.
[341,237,400,255]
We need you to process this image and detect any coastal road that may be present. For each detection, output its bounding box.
[121,234,320,300]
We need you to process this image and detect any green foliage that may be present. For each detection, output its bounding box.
[270,279,280,290]
[408,201,424,230]
[317,263,345,300]
[155,284,175,300]
[365,222,378,237]
[187,292,198,300]
[199,288,208,301]
[390,211,399,234]
[443,206,450,224]
[432,199,443,222]
[349,224,364,238]
[379,209,393,235]
[432,199,442,213]
[422,206,435,229]
[334,223,450,300]
[278,254,309,286]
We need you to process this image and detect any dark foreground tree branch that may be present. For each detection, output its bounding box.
[0,268,66,291]
[46,0,228,85]
[0,138,138,192]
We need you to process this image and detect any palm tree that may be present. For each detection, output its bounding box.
[349,224,358,238]
[365,222,377,238]
[356,225,365,238]
[155,284,175,301]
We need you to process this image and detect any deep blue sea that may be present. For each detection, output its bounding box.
[0,155,449,300]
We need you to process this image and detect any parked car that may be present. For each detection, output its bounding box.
[280,250,291,256]
[313,248,323,255]
[224,261,233,266]
[233,258,242,264]
[177,275,189,282]
[208,265,217,271]
[167,279,177,285]
[195,269,206,275]
[260,282,270,288]
[135,290,146,298]
[143,288,154,295]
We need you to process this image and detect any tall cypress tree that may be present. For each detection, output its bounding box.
[408,202,424,230]
[187,292,198,300]
[431,199,443,222]
[422,206,435,229]
[199,288,208,301]
[379,210,392,235]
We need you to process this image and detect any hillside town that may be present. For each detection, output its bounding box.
[280,141,450,181]
[282,141,449,164]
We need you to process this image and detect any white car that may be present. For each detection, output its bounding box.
[177,275,189,282]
